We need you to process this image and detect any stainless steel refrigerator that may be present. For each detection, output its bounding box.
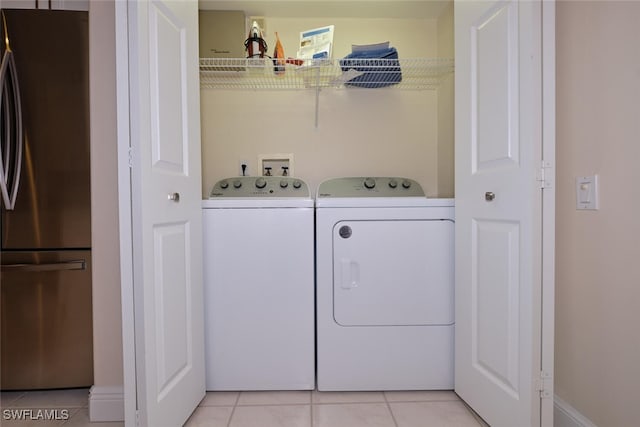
[0,9,93,390]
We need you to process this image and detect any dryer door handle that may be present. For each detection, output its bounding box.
[340,258,359,289]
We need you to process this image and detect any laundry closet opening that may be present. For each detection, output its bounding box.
[121,0,554,424]
[198,1,455,199]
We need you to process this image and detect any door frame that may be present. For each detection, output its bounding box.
[114,1,556,425]
[540,1,556,425]
[114,0,137,425]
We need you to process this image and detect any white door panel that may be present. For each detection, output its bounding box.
[455,0,547,426]
[473,0,519,171]
[127,0,204,425]
[149,3,188,173]
[153,222,191,399]
[473,219,521,396]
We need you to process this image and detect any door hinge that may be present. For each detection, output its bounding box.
[536,370,553,399]
[128,147,133,168]
[537,160,553,189]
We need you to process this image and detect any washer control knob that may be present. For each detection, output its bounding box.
[219,180,229,189]
[280,180,289,189]
[293,180,302,189]
[364,178,376,189]
[255,177,267,189]
[402,179,412,189]
[233,180,242,189]
[388,179,398,189]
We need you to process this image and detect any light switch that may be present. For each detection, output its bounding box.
[576,175,598,210]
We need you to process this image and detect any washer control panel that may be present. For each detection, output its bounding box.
[317,177,425,197]
[209,176,309,198]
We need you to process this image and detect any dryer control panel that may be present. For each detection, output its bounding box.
[209,176,309,198]
[317,177,425,198]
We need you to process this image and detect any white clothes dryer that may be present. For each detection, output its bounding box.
[202,176,315,390]
[315,177,454,391]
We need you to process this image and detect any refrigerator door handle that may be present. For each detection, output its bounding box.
[0,65,11,207]
[7,51,23,210]
[1,260,86,273]
[0,11,24,211]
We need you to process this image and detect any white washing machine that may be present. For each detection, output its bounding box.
[316,177,454,391]
[202,176,315,390]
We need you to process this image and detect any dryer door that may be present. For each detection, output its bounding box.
[332,219,454,326]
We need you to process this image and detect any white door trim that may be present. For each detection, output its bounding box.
[540,1,556,425]
[114,1,137,426]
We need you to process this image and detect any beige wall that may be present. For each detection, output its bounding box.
[201,16,455,197]
[89,0,123,388]
[556,2,640,426]
[437,2,454,198]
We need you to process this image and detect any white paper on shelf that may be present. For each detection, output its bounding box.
[297,25,334,61]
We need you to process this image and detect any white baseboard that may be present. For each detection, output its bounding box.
[554,394,598,427]
[89,385,125,422]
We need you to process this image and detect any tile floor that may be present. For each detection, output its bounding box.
[1,389,488,427]
[185,390,489,427]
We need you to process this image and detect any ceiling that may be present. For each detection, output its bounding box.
[198,1,452,20]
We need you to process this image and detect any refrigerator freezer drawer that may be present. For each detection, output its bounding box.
[1,250,93,390]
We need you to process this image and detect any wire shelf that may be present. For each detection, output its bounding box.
[199,57,454,90]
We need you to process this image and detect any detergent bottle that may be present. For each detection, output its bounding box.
[273,31,285,75]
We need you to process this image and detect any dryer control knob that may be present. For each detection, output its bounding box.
[388,179,398,189]
[255,177,267,189]
[219,180,229,189]
[293,180,302,189]
[364,178,376,189]
[233,180,242,189]
[280,180,289,188]
[402,179,412,189]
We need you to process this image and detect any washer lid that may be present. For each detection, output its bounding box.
[203,176,313,208]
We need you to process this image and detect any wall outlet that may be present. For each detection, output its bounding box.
[238,160,250,176]
[258,154,294,177]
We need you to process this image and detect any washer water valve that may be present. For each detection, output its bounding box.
[259,154,294,177]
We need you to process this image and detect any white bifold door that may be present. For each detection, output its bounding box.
[122,0,205,425]
[455,1,555,426]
